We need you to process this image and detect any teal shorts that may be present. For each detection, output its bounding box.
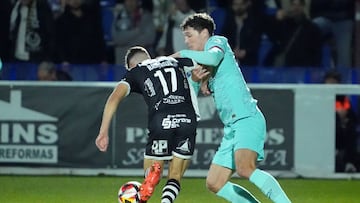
[212,108,266,170]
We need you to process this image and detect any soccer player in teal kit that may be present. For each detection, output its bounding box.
[171,13,291,203]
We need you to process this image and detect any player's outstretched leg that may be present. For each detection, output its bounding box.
[140,162,162,201]
[216,182,260,203]
[249,169,291,203]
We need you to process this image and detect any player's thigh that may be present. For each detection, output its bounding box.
[172,114,197,158]
[212,125,236,169]
[233,110,266,161]
[146,115,175,159]
[146,110,196,159]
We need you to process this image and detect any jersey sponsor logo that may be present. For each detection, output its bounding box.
[176,138,191,153]
[151,140,168,155]
[154,95,186,110]
[163,95,185,105]
[161,114,191,129]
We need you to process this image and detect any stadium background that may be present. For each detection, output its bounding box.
[1,0,360,202]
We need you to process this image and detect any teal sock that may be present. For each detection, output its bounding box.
[216,182,259,203]
[249,169,291,203]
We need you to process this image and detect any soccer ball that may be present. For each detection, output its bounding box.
[118,181,142,203]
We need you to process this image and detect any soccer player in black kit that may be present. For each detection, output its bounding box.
[96,46,205,203]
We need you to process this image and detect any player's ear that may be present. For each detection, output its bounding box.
[200,28,210,37]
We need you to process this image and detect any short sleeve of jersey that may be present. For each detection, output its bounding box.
[205,36,227,53]
[176,57,195,67]
[176,57,196,73]
[122,69,142,94]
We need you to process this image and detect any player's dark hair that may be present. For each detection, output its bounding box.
[124,46,148,70]
[180,13,215,35]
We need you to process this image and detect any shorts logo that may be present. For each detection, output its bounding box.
[176,138,190,153]
[161,114,191,129]
[151,140,168,155]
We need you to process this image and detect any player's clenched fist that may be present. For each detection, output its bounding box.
[95,132,109,152]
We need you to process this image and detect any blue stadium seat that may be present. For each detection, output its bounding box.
[1,63,37,80]
[258,34,273,67]
[321,44,332,69]
[112,65,127,81]
[101,6,114,43]
[0,63,357,84]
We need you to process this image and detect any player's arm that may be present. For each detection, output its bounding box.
[170,56,210,94]
[95,82,130,152]
[178,46,224,67]
[175,57,208,94]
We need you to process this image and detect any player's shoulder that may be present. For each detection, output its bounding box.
[139,56,177,67]
[208,35,228,44]
[156,56,177,62]
[135,56,195,70]
[126,64,146,79]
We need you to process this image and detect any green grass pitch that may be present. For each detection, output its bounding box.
[0,175,359,203]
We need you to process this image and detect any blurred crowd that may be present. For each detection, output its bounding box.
[0,0,357,77]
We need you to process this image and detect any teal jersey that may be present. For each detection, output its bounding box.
[180,35,258,124]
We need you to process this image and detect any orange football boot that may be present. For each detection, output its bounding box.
[139,162,161,201]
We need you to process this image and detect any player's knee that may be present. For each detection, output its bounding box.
[236,164,256,179]
[206,177,221,193]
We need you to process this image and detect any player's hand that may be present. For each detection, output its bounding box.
[201,81,211,96]
[191,65,210,82]
[95,132,109,152]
